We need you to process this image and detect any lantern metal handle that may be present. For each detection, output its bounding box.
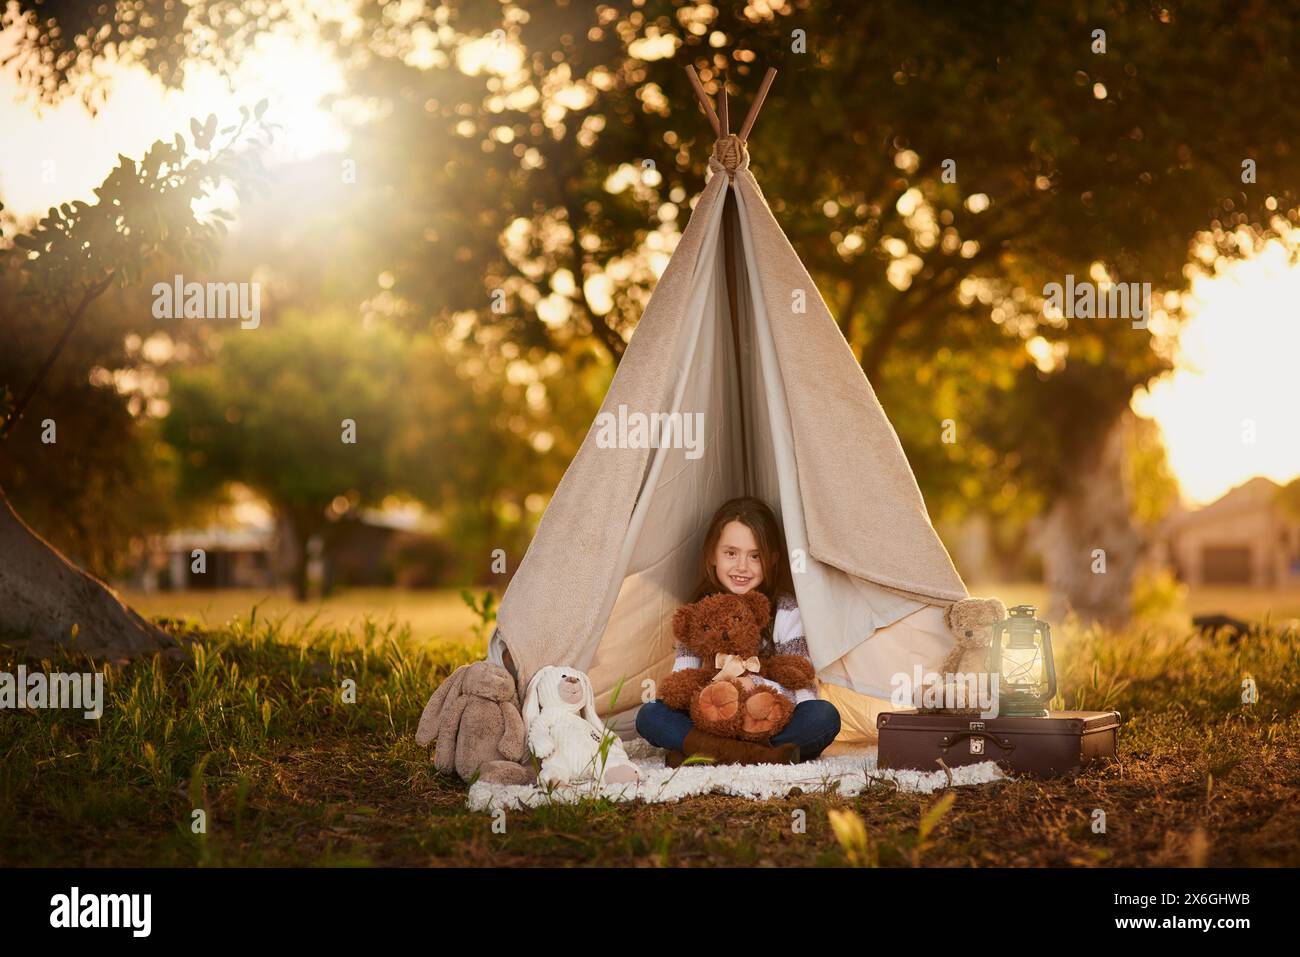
[1040,619,1057,705]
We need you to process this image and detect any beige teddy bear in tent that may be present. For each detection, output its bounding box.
[920,596,1008,713]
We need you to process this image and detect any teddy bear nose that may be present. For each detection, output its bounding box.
[965,629,973,637]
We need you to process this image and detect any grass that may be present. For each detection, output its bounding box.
[122,582,1300,651]
[1,599,1297,867]
[121,586,484,646]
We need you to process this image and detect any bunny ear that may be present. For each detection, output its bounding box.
[415,665,467,746]
[742,590,771,629]
[579,672,605,733]
[521,667,547,730]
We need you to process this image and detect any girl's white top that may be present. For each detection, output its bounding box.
[670,593,817,704]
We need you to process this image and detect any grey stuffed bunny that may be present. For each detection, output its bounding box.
[415,661,535,785]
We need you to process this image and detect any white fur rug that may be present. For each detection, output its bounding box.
[466,740,1007,812]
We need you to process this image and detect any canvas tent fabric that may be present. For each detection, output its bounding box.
[490,105,968,743]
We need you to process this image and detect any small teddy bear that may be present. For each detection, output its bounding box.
[925,596,1008,713]
[657,591,816,742]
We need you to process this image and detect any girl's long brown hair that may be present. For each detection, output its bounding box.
[690,496,793,606]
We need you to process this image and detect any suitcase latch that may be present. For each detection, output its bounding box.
[969,721,985,731]
[970,737,984,755]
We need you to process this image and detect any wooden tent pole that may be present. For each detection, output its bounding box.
[685,63,781,496]
[739,67,778,142]
[685,65,721,136]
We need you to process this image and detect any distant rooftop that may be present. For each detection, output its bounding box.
[1165,476,1290,530]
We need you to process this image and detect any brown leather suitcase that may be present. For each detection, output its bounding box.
[876,709,1121,777]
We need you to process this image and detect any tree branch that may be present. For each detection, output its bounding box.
[860,227,1014,380]
[1,271,116,441]
[834,272,869,343]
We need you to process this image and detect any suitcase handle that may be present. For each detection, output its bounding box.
[939,730,1016,753]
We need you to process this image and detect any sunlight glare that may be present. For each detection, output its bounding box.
[1133,239,1300,505]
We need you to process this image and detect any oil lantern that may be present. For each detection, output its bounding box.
[988,604,1056,717]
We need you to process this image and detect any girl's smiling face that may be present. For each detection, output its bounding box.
[712,520,770,595]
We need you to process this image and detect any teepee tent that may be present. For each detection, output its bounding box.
[489,67,968,743]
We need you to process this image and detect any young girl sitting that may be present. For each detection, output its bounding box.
[636,496,842,766]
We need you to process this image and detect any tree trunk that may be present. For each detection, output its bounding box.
[275,506,318,602]
[1036,410,1147,630]
[0,485,174,659]
[291,529,311,602]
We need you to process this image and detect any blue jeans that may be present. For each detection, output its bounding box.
[636,698,842,761]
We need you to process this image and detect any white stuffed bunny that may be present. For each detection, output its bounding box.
[521,666,641,788]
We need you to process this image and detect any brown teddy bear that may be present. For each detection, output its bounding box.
[924,596,1008,713]
[657,591,817,742]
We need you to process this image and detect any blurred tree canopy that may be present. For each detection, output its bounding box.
[163,309,406,598]
[1,0,297,108]
[0,106,274,574]
[0,99,275,654]
[5,0,1300,617]
[390,333,602,584]
[324,0,1300,529]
